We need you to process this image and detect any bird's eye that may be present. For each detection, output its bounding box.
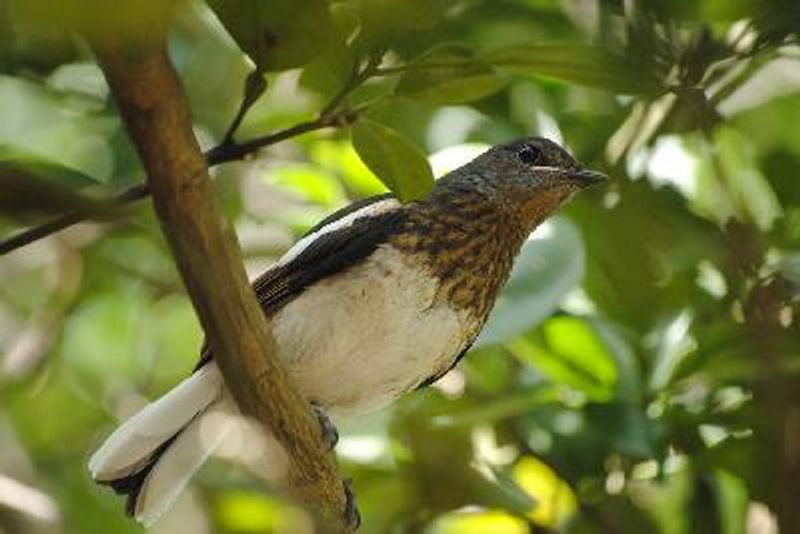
[517,145,542,166]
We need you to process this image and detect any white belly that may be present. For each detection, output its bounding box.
[269,244,475,418]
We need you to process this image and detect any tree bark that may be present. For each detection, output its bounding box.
[89,26,350,532]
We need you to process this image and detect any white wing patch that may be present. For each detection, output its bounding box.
[277,198,401,267]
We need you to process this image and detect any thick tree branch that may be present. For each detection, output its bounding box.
[88,30,351,531]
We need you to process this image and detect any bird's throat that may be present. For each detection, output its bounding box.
[390,190,532,320]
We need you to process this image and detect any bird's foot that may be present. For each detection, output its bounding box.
[343,477,361,530]
[312,403,339,451]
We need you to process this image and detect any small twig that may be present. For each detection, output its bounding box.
[205,109,357,166]
[0,183,148,255]
[321,53,382,115]
[220,69,269,146]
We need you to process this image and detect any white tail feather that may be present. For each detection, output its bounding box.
[134,396,237,526]
[89,363,223,482]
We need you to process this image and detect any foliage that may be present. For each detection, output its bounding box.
[1,0,800,533]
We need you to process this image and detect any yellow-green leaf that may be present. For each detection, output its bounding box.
[351,118,434,202]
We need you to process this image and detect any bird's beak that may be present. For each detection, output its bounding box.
[568,168,607,188]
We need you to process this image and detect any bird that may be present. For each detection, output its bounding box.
[88,136,606,526]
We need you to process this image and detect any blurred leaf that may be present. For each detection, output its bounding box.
[780,251,800,287]
[0,145,99,189]
[544,317,618,394]
[356,0,451,52]
[508,317,618,402]
[482,43,662,95]
[647,311,695,393]
[0,155,106,220]
[396,44,507,104]
[267,163,346,207]
[695,127,782,231]
[512,456,576,526]
[569,180,721,332]
[715,469,748,534]
[309,140,387,196]
[360,97,435,148]
[299,41,356,99]
[9,0,172,43]
[584,402,660,458]
[0,0,78,73]
[214,490,311,533]
[207,0,333,71]
[351,117,434,202]
[477,217,585,347]
[592,319,642,402]
[0,75,118,182]
[429,510,528,534]
[299,3,359,98]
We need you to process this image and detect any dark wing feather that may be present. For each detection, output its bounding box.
[195,195,403,370]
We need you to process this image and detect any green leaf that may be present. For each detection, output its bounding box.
[207,0,333,71]
[356,0,451,52]
[506,317,618,402]
[268,163,346,207]
[476,217,585,347]
[298,3,359,98]
[395,44,507,104]
[481,43,662,95]
[0,149,106,219]
[542,317,618,396]
[350,118,434,202]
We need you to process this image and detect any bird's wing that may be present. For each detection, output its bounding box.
[253,194,402,315]
[195,193,403,369]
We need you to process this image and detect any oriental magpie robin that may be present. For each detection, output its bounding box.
[88,137,605,526]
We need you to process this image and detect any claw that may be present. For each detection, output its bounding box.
[342,478,361,530]
[312,403,339,451]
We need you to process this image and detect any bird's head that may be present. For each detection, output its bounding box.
[442,136,606,228]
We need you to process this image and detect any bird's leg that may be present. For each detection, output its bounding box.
[342,477,361,529]
[310,405,358,527]
[311,403,339,451]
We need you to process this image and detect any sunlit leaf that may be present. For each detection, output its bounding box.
[508,317,618,402]
[429,510,528,534]
[267,162,346,207]
[476,217,585,347]
[351,118,434,202]
[512,456,576,526]
[544,317,618,392]
[309,140,387,196]
[214,490,312,533]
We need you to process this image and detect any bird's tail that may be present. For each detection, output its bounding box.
[89,363,235,526]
